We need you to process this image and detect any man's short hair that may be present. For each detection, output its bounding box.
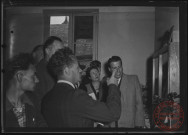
[43,36,62,55]
[47,47,75,79]
[107,56,122,68]
[4,53,34,88]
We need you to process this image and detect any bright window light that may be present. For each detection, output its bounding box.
[50,16,69,24]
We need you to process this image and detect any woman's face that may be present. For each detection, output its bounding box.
[90,68,100,82]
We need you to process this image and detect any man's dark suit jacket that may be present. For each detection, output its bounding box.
[41,82,121,128]
[35,59,55,108]
[6,92,47,128]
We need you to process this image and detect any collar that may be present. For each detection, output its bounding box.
[6,93,33,112]
[57,80,75,89]
[118,77,122,84]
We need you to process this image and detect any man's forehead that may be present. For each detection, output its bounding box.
[47,40,63,50]
[53,40,63,46]
[110,61,122,67]
[70,57,78,66]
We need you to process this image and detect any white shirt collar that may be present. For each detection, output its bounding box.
[57,80,75,89]
[118,78,121,85]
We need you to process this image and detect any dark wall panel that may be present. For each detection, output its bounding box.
[5,13,43,59]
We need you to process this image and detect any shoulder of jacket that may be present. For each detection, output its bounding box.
[74,88,87,96]
[123,74,137,78]
[73,89,91,104]
[123,74,139,82]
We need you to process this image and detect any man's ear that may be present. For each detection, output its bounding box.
[15,71,24,83]
[45,48,50,55]
[64,67,70,76]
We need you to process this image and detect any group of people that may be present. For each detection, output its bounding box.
[4,36,145,130]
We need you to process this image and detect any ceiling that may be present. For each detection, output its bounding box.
[2,0,182,7]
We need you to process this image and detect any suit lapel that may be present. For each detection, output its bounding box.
[119,74,128,102]
[118,78,122,88]
[119,74,128,91]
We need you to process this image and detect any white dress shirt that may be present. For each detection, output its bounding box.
[118,78,122,85]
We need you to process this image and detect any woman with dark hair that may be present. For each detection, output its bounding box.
[84,66,102,101]
[90,60,101,73]
[84,65,107,127]
[79,60,101,91]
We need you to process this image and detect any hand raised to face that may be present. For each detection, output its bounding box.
[107,68,118,86]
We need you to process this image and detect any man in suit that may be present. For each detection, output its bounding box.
[41,47,121,127]
[103,56,145,128]
[5,53,47,128]
[35,36,64,109]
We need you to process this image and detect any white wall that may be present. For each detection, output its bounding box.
[5,13,44,59]
[98,8,155,85]
[155,7,179,51]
